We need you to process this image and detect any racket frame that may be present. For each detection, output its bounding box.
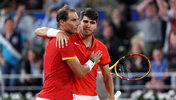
[110,54,151,81]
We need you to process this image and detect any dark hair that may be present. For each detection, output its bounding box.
[80,8,98,22]
[147,2,156,8]
[56,5,76,28]
[4,17,14,24]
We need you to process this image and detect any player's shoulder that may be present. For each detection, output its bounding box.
[95,39,107,49]
[46,38,57,49]
[46,38,72,50]
[49,38,71,45]
[48,37,56,45]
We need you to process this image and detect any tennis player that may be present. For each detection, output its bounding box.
[36,5,102,100]
[35,8,114,100]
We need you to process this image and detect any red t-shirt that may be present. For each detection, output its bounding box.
[70,32,111,96]
[169,19,176,45]
[37,38,77,100]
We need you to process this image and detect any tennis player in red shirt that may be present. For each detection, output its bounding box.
[35,8,114,100]
[36,5,102,100]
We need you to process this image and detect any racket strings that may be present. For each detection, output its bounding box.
[117,60,133,78]
[115,55,150,80]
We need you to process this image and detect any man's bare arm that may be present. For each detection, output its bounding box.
[35,27,68,48]
[35,27,50,38]
[136,0,153,18]
[100,64,114,100]
[156,0,168,17]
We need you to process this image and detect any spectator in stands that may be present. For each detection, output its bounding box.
[145,48,168,92]
[109,8,133,46]
[121,42,146,98]
[40,7,57,29]
[156,0,176,53]
[23,47,43,96]
[14,3,34,40]
[167,30,176,71]
[136,0,163,59]
[100,25,126,66]
[0,17,28,93]
[116,0,139,21]
[27,12,45,48]
[0,2,11,32]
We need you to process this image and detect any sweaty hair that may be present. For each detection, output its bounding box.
[80,8,98,22]
[56,5,76,28]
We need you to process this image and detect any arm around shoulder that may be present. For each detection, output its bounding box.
[35,27,61,38]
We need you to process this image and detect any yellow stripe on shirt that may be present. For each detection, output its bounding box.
[62,56,77,61]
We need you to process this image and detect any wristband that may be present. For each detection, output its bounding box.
[47,28,61,37]
[85,59,95,71]
[89,58,95,64]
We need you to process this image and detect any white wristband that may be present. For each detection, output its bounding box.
[47,28,61,37]
[85,59,95,71]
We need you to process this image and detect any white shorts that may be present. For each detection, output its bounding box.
[36,97,50,100]
[73,94,100,100]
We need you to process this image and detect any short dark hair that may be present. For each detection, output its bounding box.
[56,5,76,28]
[4,17,13,24]
[147,2,156,8]
[80,8,98,22]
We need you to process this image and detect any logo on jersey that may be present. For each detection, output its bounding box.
[74,42,80,46]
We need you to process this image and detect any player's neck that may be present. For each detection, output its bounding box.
[64,31,72,37]
[82,35,93,48]
[59,27,71,38]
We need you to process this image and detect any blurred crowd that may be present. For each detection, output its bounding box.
[0,0,176,98]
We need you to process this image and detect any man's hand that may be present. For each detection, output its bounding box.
[89,50,102,64]
[56,31,69,48]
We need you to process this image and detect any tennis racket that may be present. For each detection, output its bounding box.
[109,53,151,81]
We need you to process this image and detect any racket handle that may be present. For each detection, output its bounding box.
[114,91,121,100]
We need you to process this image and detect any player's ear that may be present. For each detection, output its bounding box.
[59,20,65,26]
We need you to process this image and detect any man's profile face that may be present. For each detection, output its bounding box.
[80,16,97,37]
[63,11,79,34]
